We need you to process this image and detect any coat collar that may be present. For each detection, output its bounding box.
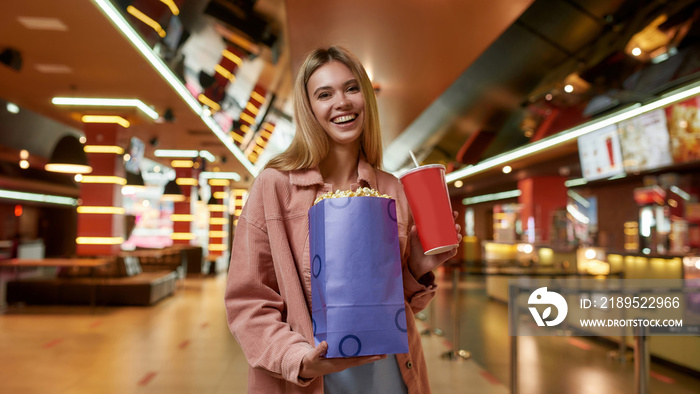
[289,154,377,190]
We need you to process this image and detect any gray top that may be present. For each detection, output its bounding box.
[323,354,408,394]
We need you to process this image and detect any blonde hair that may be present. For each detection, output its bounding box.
[265,46,382,171]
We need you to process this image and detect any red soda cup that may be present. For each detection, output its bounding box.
[399,164,458,255]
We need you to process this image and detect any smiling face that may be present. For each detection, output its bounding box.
[306,61,366,148]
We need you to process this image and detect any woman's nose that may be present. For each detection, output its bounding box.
[335,95,351,109]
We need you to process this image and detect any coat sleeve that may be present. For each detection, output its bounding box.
[400,204,437,314]
[224,177,315,387]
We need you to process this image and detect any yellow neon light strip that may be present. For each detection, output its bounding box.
[256,136,266,146]
[264,123,274,131]
[240,112,255,125]
[213,191,227,199]
[240,124,250,133]
[171,160,193,168]
[159,0,180,15]
[233,219,238,226]
[81,115,130,128]
[208,231,228,238]
[253,146,264,155]
[222,49,242,66]
[209,205,227,212]
[80,176,127,185]
[260,130,272,139]
[209,218,229,225]
[215,64,236,82]
[231,132,244,144]
[83,145,125,154]
[251,91,265,104]
[233,209,243,216]
[176,178,198,186]
[209,179,230,186]
[126,6,166,38]
[198,94,221,111]
[245,102,260,115]
[171,214,194,222]
[208,244,227,251]
[77,206,125,214]
[171,232,196,240]
[76,236,124,245]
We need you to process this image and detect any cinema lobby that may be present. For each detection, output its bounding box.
[1,0,700,393]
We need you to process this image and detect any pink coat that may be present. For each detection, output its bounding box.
[225,157,437,393]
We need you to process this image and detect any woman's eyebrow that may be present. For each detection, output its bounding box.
[312,79,359,96]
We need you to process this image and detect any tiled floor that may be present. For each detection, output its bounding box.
[0,273,698,393]
[0,274,502,393]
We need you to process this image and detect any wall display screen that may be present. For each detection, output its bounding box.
[618,109,673,172]
[665,96,700,164]
[577,124,625,181]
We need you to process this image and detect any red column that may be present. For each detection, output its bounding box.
[518,176,568,242]
[76,123,128,256]
[170,161,199,245]
[208,180,229,257]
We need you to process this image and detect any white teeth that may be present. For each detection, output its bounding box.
[332,114,357,124]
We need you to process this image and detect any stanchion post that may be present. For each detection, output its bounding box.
[509,282,518,394]
[441,265,470,360]
[634,325,649,394]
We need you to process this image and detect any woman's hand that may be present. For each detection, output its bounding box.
[407,211,461,279]
[299,341,386,380]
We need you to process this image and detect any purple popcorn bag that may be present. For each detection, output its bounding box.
[309,196,409,358]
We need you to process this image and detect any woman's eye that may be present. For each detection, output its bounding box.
[318,92,331,99]
[347,85,360,93]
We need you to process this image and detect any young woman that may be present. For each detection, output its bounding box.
[225,46,460,393]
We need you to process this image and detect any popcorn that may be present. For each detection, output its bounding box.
[313,187,392,205]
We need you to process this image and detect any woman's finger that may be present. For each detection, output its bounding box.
[309,341,328,360]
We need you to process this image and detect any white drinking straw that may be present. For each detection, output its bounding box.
[409,150,420,168]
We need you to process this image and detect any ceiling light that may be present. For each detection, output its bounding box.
[52,97,158,120]
[79,136,87,144]
[45,135,93,174]
[83,145,125,155]
[171,160,194,168]
[77,206,125,214]
[462,190,521,206]
[153,166,161,173]
[162,179,185,201]
[198,94,221,111]
[545,94,552,101]
[154,149,198,158]
[76,237,124,245]
[126,6,166,38]
[123,154,131,161]
[176,178,198,186]
[81,115,130,128]
[0,190,77,206]
[454,180,463,188]
[74,174,83,182]
[251,91,266,104]
[159,0,180,15]
[502,166,512,174]
[564,84,574,93]
[79,176,127,185]
[35,64,73,74]
[19,160,29,169]
[17,16,68,31]
[222,49,242,66]
[6,102,20,113]
[199,150,216,162]
[632,47,642,56]
[93,0,258,177]
[445,79,700,184]
[19,150,28,160]
[201,172,241,182]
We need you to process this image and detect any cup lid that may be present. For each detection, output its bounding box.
[398,164,446,180]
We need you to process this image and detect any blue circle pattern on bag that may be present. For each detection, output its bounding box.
[312,254,322,278]
[327,196,352,209]
[387,199,397,222]
[395,307,407,333]
[339,335,362,357]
